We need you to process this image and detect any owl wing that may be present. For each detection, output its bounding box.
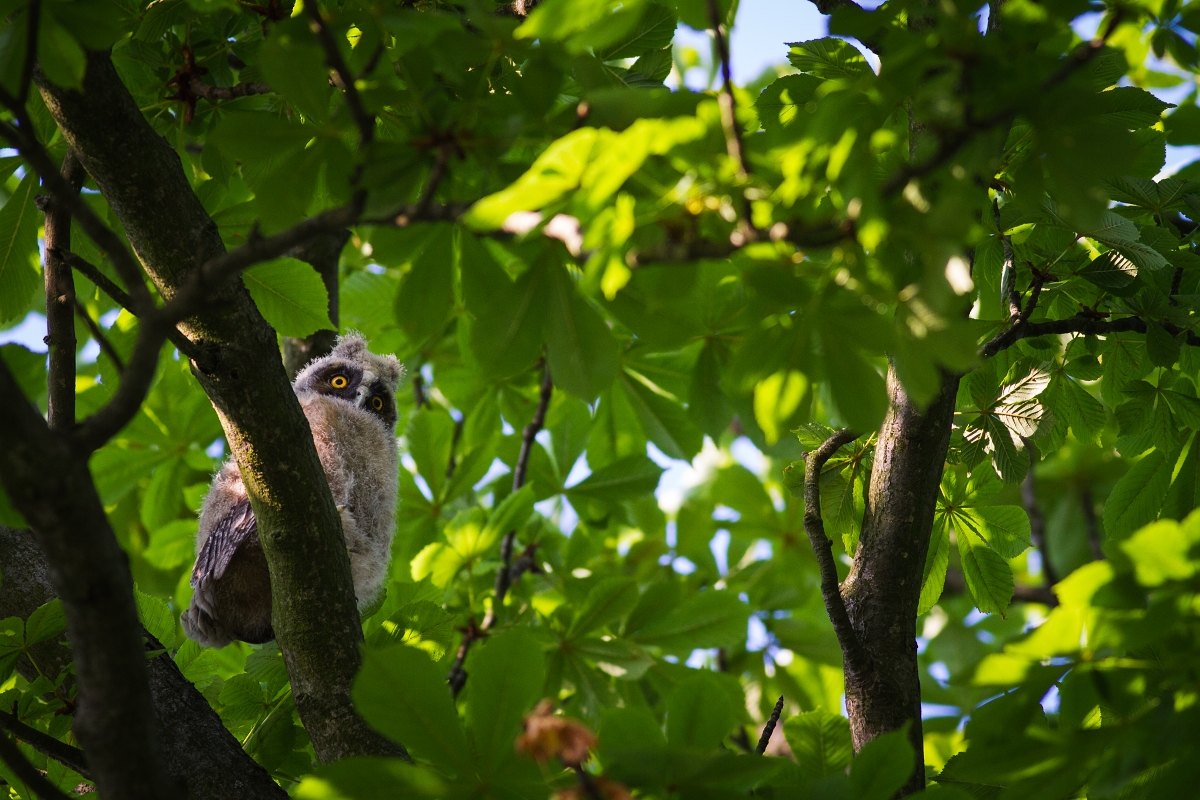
[191,497,257,590]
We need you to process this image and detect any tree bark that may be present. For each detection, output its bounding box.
[0,526,288,800]
[0,377,177,800]
[40,151,86,431]
[842,365,960,796]
[34,51,395,761]
[282,230,348,379]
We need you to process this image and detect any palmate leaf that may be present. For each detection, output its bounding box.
[783,709,853,780]
[243,258,334,338]
[1103,446,1178,539]
[1106,176,1196,213]
[956,523,1014,614]
[918,515,951,615]
[786,38,873,80]
[956,506,1032,559]
[0,173,43,324]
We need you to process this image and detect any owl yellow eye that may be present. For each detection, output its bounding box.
[331,375,348,389]
[371,396,384,411]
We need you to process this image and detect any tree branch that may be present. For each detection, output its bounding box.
[1081,488,1104,561]
[449,362,554,697]
[60,249,199,361]
[803,429,869,674]
[39,151,86,431]
[0,735,73,800]
[755,696,785,755]
[706,0,756,238]
[72,298,125,373]
[282,230,349,378]
[0,712,90,781]
[302,0,374,146]
[188,77,272,101]
[0,525,289,800]
[1020,442,1056,587]
[980,314,1200,359]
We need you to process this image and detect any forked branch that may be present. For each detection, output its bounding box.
[803,429,869,674]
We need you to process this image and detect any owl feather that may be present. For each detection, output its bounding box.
[182,333,403,649]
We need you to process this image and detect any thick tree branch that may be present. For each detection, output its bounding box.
[0,525,289,800]
[37,49,394,761]
[803,429,869,674]
[0,712,90,781]
[755,696,785,755]
[39,151,86,431]
[449,362,554,697]
[302,0,374,147]
[0,735,73,800]
[0,365,176,800]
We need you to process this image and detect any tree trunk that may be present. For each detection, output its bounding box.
[0,526,288,800]
[33,50,395,761]
[842,365,960,795]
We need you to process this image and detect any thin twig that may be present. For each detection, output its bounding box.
[449,362,554,697]
[73,298,125,373]
[573,765,604,800]
[302,0,374,146]
[188,77,272,101]
[39,151,86,431]
[390,145,452,228]
[412,372,427,408]
[0,713,90,781]
[755,696,785,755]
[446,417,464,480]
[706,0,756,239]
[0,735,74,800]
[1081,489,1104,561]
[1020,441,1056,586]
[60,249,198,361]
[803,429,870,675]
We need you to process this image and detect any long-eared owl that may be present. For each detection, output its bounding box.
[181,334,402,648]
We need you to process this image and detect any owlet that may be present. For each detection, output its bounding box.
[181,334,402,648]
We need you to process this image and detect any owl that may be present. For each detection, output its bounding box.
[181,334,403,649]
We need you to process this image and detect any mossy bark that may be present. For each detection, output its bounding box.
[34,51,395,762]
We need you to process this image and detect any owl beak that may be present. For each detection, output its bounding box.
[356,370,377,405]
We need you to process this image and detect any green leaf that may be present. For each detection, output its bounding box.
[24,599,65,646]
[144,519,198,570]
[666,671,737,750]
[1103,447,1176,539]
[783,709,853,780]
[1146,322,1181,368]
[595,2,676,60]
[353,644,474,775]
[955,522,1013,614]
[0,173,43,324]
[962,506,1031,559]
[258,22,332,123]
[1059,378,1106,443]
[295,757,446,800]
[756,75,822,132]
[566,454,663,503]
[786,38,872,80]
[918,516,950,615]
[823,336,886,433]
[1119,519,1195,586]
[38,16,86,89]
[567,577,639,639]
[849,729,914,800]
[394,225,456,345]
[544,261,619,401]
[466,627,546,778]
[621,371,703,461]
[459,234,544,378]
[243,258,333,338]
[630,589,750,650]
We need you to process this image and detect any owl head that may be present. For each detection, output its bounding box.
[293,333,404,431]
